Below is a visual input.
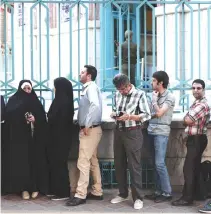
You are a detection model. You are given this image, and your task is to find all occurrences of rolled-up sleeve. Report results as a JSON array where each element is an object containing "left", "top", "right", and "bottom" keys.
[
  {"left": 188, "top": 103, "right": 207, "bottom": 121},
  {"left": 139, "top": 92, "right": 151, "bottom": 123}
]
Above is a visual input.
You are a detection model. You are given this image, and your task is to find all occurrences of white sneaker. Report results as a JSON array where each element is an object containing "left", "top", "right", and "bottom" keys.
[
  {"left": 110, "top": 195, "right": 129, "bottom": 204},
  {"left": 134, "top": 199, "right": 143, "bottom": 210}
]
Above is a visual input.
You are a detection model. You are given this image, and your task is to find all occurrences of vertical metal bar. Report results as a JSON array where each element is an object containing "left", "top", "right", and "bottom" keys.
[
  {"left": 175, "top": 8, "right": 178, "bottom": 80},
  {"left": 69, "top": 6, "right": 72, "bottom": 79},
  {"left": 127, "top": 4, "right": 130, "bottom": 82},
  {"left": 181, "top": 3, "right": 185, "bottom": 112},
  {"left": 152, "top": 6, "right": 155, "bottom": 75},
  {"left": 94, "top": 3, "right": 96, "bottom": 67},
  {"left": 4, "top": 5, "right": 7, "bottom": 89},
  {"left": 119, "top": 5, "right": 122, "bottom": 73},
  {"left": 163, "top": 4, "right": 166, "bottom": 71},
  {"left": 39, "top": 3, "right": 42, "bottom": 85},
  {"left": 181, "top": 3, "right": 185, "bottom": 81},
  {"left": 58, "top": 3, "right": 61, "bottom": 77},
  {"left": 46, "top": 5, "right": 50, "bottom": 82},
  {"left": 190, "top": 7, "right": 193, "bottom": 80},
  {"left": 30, "top": 6, "right": 34, "bottom": 82},
  {"left": 198, "top": 4, "right": 201, "bottom": 78},
  {"left": 144, "top": 4, "right": 147, "bottom": 83},
  {"left": 77, "top": 3, "right": 80, "bottom": 80},
  {"left": 85, "top": 5, "right": 88, "bottom": 65},
  {"left": 22, "top": 3, "right": 25, "bottom": 79},
  {"left": 136, "top": 5, "right": 140, "bottom": 86},
  {"left": 11, "top": 5, "right": 14, "bottom": 82},
  {"left": 208, "top": 7, "right": 211, "bottom": 80}
]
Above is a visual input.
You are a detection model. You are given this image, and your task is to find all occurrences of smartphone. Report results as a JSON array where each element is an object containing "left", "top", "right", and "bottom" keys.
[{"left": 113, "top": 111, "right": 124, "bottom": 119}]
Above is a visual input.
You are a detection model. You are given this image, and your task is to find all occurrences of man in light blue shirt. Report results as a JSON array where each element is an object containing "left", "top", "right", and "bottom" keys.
[{"left": 66, "top": 65, "right": 103, "bottom": 206}]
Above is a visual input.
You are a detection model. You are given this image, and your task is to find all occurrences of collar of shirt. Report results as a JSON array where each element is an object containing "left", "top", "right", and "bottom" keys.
[
  {"left": 127, "top": 84, "right": 136, "bottom": 95},
  {"left": 159, "top": 89, "right": 168, "bottom": 97},
  {"left": 81, "top": 81, "right": 94, "bottom": 95},
  {"left": 193, "top": 96, "right": 206, "bottom": 104}
]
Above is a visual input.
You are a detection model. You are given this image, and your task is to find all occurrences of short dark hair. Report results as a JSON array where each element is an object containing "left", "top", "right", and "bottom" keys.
[
  {"left": 152, "top": 71, "right": 169, "bottom": 89},
  {"left": 84, "top": 65, "right": 97, "bottom": 81},
  {"left": 192, "top": 79, "right": 205, "bottom": 89},
  {"left": 113, "top": 74, "right": 130, "bottom": 88}
]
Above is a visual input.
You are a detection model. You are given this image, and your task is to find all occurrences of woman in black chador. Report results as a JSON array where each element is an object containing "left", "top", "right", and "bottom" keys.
[
  {"left": 3, "top": 80, "right": 49, "bottom": 199},
  {"left": 47, "top": 77, "right": 74, "bottom": 201}
]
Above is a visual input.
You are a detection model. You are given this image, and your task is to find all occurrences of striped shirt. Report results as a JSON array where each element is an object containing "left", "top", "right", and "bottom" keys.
[
  {"left": 185, "top": 97, "right": 210, "bottom": 135},
  {"left": 113, "top": 85, "right": 151, "bottom": 128}
]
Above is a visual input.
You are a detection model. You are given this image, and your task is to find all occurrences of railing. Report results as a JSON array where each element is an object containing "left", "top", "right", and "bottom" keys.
[{"left": 1, "top": 0, "right": 211, "bottom": 112}]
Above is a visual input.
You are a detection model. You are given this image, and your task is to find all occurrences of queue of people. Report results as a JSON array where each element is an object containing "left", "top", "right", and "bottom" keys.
[{"left": 1, "top": 66, "right": 210, "bottom": 212}]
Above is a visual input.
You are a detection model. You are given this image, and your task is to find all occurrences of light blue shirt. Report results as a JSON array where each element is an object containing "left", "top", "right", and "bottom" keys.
[{"left": 77, "top": 81, "right": 102, "bottom": 127}]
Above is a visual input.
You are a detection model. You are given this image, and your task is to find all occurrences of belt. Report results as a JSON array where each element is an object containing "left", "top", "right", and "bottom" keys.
[
  {"left": 80, "top": 124, "right": 100, "bottom": 129},
  {"left": 117, "top": 126, "right": 141, "bottom": 132}
]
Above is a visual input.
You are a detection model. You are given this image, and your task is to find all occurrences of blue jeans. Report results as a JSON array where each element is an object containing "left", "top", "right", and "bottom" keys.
[{"left": 148, "top": 134, "right": 172, "bottom": 195}]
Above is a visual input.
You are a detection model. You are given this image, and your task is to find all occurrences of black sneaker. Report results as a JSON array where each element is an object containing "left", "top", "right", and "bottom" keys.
[
  {"left": 154, "top": 195, "right": 172, "bottom": 203},
  {"left": 86, "top": 192, "right": 103, "bottom": 200},
  {"left": 145, "top": 193, "right": 160, "bottom": 200}
]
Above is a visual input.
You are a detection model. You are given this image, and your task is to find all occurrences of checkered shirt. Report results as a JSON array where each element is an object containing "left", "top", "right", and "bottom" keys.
[
  {"left": 113, "top": 85, "right": 151, "bottom": 129},
  {"left": 185, "top": 97, "right": 210, "bottom": 135}
]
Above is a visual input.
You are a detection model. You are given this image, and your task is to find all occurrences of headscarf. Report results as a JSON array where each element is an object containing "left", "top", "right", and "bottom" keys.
[
  {"left": 5, "top": 80, "right": 46, "bottom": 123},
  {"left": 47, "top": 77, "right": 74, "bottom": 120}
]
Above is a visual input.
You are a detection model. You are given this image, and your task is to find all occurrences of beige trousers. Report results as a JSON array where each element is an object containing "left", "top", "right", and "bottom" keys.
[{"left": 75, "top": 126, "right": 103, "bottom": 199}]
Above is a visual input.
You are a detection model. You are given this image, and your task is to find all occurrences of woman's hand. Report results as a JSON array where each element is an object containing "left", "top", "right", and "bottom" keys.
[{"left": 27, "top": 115, "right": 35, "bottom": 123}]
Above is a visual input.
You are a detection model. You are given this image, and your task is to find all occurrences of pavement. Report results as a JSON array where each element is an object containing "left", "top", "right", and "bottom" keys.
[{"left": 1, "top": 189, "right": 208, "bottom": 214}]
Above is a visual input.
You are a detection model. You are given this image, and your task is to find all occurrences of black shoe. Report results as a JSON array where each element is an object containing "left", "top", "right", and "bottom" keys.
[
  {"left": 144, "top": 193, "right": 160, "bottom": 200},
  {"left": 65, "top": 197, "right": 86, "bottom": 206},
  {"left": 86, "top": 192, "right": 103, "bottom": 200},
  {"left": 172, "top": 198, "right": 193, "bottom": 206},
  {"left": 154, "top": 195, "right": 172, "bottom": 203}
]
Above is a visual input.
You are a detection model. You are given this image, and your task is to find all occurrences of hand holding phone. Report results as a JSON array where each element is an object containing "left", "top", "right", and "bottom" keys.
[{"left": 113, "top": 112, "right": 124, "bottom": 119}]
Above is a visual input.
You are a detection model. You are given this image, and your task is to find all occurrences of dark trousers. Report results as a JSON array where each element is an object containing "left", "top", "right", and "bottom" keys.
[
  {"left": 114, "top": 128, "right": 143, "bottom": 201},
  {"left": 122, "top": 64, "right": 136, "bottom": 86},
  {"left": 182, "top": 135, "right": 207, "bottom": 201}
]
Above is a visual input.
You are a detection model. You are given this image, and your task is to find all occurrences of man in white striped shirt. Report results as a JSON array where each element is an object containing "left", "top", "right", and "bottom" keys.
[{"left": 110, "top": 74, "right": 151, "bottom": 210}]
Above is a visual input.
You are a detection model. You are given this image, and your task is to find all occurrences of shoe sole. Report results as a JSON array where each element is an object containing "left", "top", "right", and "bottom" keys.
[
  {"left": 111, "top": 198, "right": 129, "bottom": 204},
  {"left": 51, "top": 197, "right": 69, "bottom": 201},
  {"left": 155, "top": 198, "right": 172, "bottom": 203},
  {"left": 134, "top": 206, "right": 143, "bottom": 210},
  {"left": 199, "top": 210, "right": 211, "bottom": 213}
]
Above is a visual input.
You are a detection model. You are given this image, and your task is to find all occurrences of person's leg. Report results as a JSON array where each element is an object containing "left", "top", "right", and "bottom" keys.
[
  {"left": 90, "top": 146, "right": 103, "bottom": 196},
  {"left": 75, "top": 127, "right": 102, "bottom": 199},
  {"left": 113, "top": 130, "right": 128, "bottom": 198},
  {"left": 148, "top": 134, "right": 162, "bottom": 194},
  {"left": 154, "top": 135, "right": 171, "bottom": 195},
  {"left": 172, "top": 135, "right": 207, "bottom": 206},
  {"left": 183, "top": 136, "right": 207, "bottom": 201},
  {"left": 124, "top": 129, "right": 143, "bottom": 202}
]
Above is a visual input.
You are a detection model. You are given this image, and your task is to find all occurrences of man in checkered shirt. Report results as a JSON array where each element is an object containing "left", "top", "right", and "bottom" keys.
[
  {"left": 109, "top": 74, "right": 151, "bottom": 210},
  {"left": 172, "top": 79, "right": 210, "bottom": 206}
]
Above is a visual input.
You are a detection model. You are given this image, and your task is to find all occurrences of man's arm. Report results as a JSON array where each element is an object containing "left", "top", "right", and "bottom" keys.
[
  {"left": 183, "top": 103, "right": 208, "bottom": 126},
  {"left": 183, "top": 114, "right": 195, "bottom": 126},
  {"left": 152, "top": 91, "right": 175, "bottom": 118},
  {"left": 85, "top": 85, "right": 101, "bottom": 128}
]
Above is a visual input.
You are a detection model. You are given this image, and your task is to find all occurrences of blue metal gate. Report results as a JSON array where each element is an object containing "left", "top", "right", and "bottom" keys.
[{"left": 1, "top": 0, "right": 211, "bottom": 112}]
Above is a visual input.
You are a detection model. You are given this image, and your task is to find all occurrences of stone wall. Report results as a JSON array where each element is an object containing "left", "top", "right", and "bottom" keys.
[{"left": 68, "top": 121, "right": 211, "bottom": 189}]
